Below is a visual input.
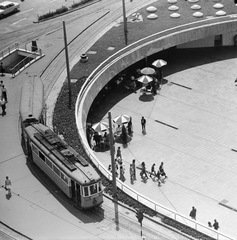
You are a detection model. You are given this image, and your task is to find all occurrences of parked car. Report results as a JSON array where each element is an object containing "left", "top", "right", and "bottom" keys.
[{"left": 0, "top": 1, "right": 20, "bottom": 18}]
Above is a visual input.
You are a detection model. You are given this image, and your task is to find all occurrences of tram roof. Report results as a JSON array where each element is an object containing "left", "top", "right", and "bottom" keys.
[
  {"left": 20, "top": 77, "right": 44, "bottom": 123},
  {"left": 25, "top": 123, "right": 100, "bottom": 184}
]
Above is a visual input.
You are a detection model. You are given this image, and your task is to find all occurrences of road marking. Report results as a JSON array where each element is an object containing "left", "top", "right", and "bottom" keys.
[
  {"left": 16, "top": 8, "right": 34, "bottom": 16},
  {"left": 12, "top": 18, "right": 27, "bottom": 25},
  {"left": 50, "top": 0, "right": 58, "bottom": 2}
]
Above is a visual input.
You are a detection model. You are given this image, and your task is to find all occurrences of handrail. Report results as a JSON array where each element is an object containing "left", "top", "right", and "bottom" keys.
[
  {"left": 11, "top": 49, "right": 42, "bottom": 77},
  {"left": 0, "top": 43, "right": 19, "bottom": 60},
  {"left": 75, "top": 17, "right": 237, "bottom": 240}
]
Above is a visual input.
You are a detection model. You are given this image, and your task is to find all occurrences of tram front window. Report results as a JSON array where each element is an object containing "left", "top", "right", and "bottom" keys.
[
  {"left": 84, "top": 186, "right": 89, "bottom": 196},
  {"left": 90, "top": 184, "right": 97, "bottom": 195},
  {"left": 99, "top": 181, "right": 102, "bottom": 192}
]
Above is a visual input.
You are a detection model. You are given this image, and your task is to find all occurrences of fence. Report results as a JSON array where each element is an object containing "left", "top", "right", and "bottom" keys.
[
  {"left": 0, "top": 43, "right": 20, "bottom": 60},
  {"left": 11, "top": 49, "right": 42, "bottom": 78}
]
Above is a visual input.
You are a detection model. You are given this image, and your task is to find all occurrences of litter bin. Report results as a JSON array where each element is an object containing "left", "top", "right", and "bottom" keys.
[{"left": 31, "top": 40, "right": 38, "bottom": 52}]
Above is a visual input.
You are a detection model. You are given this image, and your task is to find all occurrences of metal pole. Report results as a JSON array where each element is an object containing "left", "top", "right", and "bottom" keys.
[
  {"left": 140, "top": 222, "right": 142, "bottom": 236},
  {"left": 108, "top": 112, "right": 117, "bottom": 200},
  {"left": 63, "top": 21, "right": 72, "bottom": 110},
  {"left": 122, "top": 0, "right": 128, "bottom": 45}
]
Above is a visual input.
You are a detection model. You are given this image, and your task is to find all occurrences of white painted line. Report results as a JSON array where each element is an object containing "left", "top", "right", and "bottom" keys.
[
  {"left": 12, "top": 18, "right": 27, "bottom": 25},
  {"left": 50, "top": 0, "right": 58, "bottom": 3},
  {"left": 16, "top": 8, "right": 34, "bottom": 16}
]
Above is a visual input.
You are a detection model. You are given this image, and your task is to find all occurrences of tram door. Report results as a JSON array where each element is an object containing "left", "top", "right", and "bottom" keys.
[
  {"left": 76, "top": 183, "right": 81, "bottom": 206},
  {"left": 71, "top": 180, "right": 76, "bottom": 199},
  {"left": 71, "top": 180, "right": 81, "bottom": 206}
]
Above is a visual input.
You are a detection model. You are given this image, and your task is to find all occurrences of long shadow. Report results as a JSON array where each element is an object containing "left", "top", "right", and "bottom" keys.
[
  {"left": 161, "top": 47, "right": 237, "bottom": 78},
  {"left": 87, "top": 89, "right": 134, "bottom": 123},
  {"left": 139, "top": 94, "right": 154, "bottom": 102},
  {"left": 88, "top": 47, "right": 237, "bottom": 123},
  {"left": 26, "top": 158, "right": 104, "bottom": 224}
]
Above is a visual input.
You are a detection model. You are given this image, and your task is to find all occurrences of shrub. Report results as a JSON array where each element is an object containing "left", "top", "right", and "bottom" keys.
[{"left": 38, "top": 6, "right": 68, "bottom": 21}]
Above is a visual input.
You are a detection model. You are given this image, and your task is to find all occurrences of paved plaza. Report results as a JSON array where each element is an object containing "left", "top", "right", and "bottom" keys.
[{"left": 93, "top": 47, "right": 237, "bottom": 239}]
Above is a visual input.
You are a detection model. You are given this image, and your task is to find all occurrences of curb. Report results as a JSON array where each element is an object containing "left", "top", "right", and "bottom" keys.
[{"left": 33, "top": 0, "right": 102, "bottom": 23}]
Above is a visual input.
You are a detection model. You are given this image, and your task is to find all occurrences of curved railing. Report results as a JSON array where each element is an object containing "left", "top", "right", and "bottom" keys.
[{"left": 75, "top": 17, "right": 237, "bottom": 240}]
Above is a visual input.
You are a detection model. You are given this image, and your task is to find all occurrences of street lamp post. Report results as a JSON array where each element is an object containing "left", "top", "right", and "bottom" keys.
[
  {"left": 108, "top": 112, "right": 117, "bottom": 200},
  {"left": 63, "top": 21, "right": 72, "bottom": 110},
  {"left": 122, "top": 0, "right": 128, "bottom": 45}
]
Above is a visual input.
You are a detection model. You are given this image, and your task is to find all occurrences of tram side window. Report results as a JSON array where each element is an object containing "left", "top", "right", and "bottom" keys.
[
  {"left": 32, "top": 144, "right": 39, "bottom": 155},
  {"left": 90, "top": 184, "right": 98, "bottom": 195},
  {"left": 84, "top": 186, "right": 89, "bottom": 196},
  {"left": 46, "top": 158, "right": 52, "bottom": 169},
  {"left": 53, "top": 165, "right": 60, "bottom": 176},
  {"left": 61, "top": 172, "right": 68, "bottom": 184},
  {"left": 39, "top": 151, "right": 45, "bottom": 162}
]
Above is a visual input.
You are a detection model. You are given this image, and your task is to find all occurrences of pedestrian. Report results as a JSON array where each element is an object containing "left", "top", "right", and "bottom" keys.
[
  {"left": 140, "top": 162, "right": 149, "bottom": 180},
  {"left": 1, "top": 85, "right": 7, "bottom": 100},
  {"left": 189, "top": 206, "right": 197, "bottom": 220},
  {"left": 5, "top": 176, "right": 12, "bottom": 195},
  {"left": 119, "top": 165, "right": 125, "bottom": 182},
  {"left": 141, "top": 116, "right": 146, "bottom": 133},
  {"left": 116, "top": 146, "right": 122, "bottom": 160},
  {"left": 129, "top": 164, "right": 134, "bottom": 183},
  {"left": 213, "top": 219, "right": 219, "bottom": 230},
  {"left": 156, "top": 170, "right": 161, "bottom": 186},
  {"left": 108, "top": 164, "right": 112, "bottom": 172},
  {"left": 2, "top": 85, "right": 7, "bottom": 102},
  {"left": 115, "top": 159, "right": 118, "bottom": 177},
  {"left": 127, "top": 117, "right": 133, "bottom": 135},
  {"left": 150, "top": 163, "right": 156, "bottom": 177},
  {"left": 0, "top": 81, "right": 3, "bottom": 98},
  {"left": 0, "top": 63, "right": 4, "bottom": 76},
  {"left": 159, "top": 162, "right": 167, "bottom": 178},
  {"left": 132, "top": 159, "right": 136, "bottom": 180},
  {"left": 0, "top": 97, "right": 6, "bottom": 116}
]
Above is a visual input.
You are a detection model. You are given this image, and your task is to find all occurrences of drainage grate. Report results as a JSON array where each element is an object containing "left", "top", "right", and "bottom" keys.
[
  {"left": 155, "top": 120, "right": 178, "bottom": 130},
  {"left": 170, "top": 82, "right": 192, "bottom": 90}
]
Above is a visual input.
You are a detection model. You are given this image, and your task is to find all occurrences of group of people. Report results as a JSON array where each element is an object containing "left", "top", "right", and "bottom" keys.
[
  {"left": 189, "top": 206, "right": 220, "bottom": 231},
  {"left": 140, "top": 161, "right": 167, "bottom": 186},
  {"left": 115, "top": 67, "right": 162, "bottom": 95},
  {"left": 0, "top": 81, "right": 7, "bottom": 116}
]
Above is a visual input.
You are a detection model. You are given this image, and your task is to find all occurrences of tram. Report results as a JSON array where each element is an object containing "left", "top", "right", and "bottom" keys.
[
  {"left": 24, "top": 123, "right": 103, "bottom": 208},
  {"left": 19, "top": 77, "right": 103, "bottom": 209}
]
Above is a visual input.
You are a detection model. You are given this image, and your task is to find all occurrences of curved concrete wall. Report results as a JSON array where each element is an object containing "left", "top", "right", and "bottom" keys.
[{"left": 76, "top": 18, "right": 237, "bottom": 137}]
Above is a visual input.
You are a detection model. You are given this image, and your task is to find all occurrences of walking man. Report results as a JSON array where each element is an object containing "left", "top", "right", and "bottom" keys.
[
  {"left": 132, "top": 159, "right": 136, "bottom": 180},
  {"left": 189, "top": 206, "right": 197, "bottom": 220},
  {"left": 140, "top": 162, "right": 149, "bottom": 180},
  {"left": 0, "top": 63, "right": 4, "bottom": 76},
  {"left": 1, "top": 85, "right": 7, "bottom": 102},
  {"left": 119, "top": 165, "right": 125, "bottom": 182},
  {"left": 5, "top": 176, "right": 12, "bottom": 195},
  {"left": 116, "top": 146, "right": 122, "bottom": 161},
  {"left": 0, "top": 97, "right": 6, "bottom": 116},
  {"left": 141, "top": 116, "right": 146, "bottom": 133},
  {"left": 213, "top": 219, "right": 219, "bottom": 230},
  {"left": 159, "top": 162, "right": 167, "bottom": 178},
  {"left": 129, "top": 164, "right": 134, "bottom": 184},
  {"left": 150, "top": 163, "right": 156, "bottom": 177}
]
